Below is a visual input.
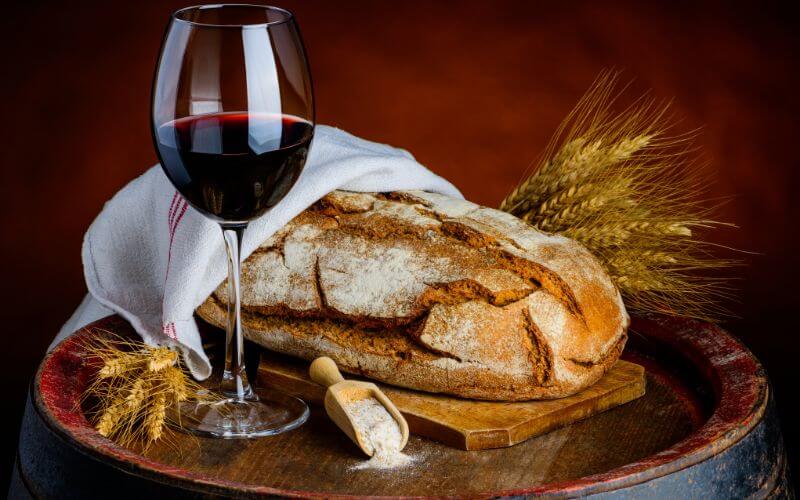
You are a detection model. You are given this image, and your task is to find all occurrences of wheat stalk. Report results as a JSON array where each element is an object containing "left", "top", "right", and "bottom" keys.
[
  {"left": 96, "top": 396, "right": 126, "bottom": 437},
  {"left": 82, "top": 330, "right": 218, "bottom": 449},
  {"left": 124, "top": 378, "right": 148, "bottom": 411},
  {"left": 145, "top": 393, "right": 167, "bottom": 442},
  {"left": 97, "top": 354, "right": 140, "bottom": 379},
  {"left": 501, "top": 71, "right": 738, "bottom": 322},
  {"left": 148, "top": 348, "right": 178, "bottom": 372},
  {"left": 164, "top": 366, "right": 190, "bottom": 403}
]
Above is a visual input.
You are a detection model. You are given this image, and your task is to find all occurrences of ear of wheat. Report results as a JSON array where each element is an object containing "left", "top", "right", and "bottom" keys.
[
  {"left": 501, "top": 71, "right": 738, "bottom": 322},
  {"left": 81, "top": 330, "right": 217, "bottom": 450}
]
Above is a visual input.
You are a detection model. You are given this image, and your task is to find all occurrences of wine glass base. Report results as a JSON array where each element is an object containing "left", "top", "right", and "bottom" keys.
[{"left": 170, "top": 388, "right": 309, "bottom": 439}]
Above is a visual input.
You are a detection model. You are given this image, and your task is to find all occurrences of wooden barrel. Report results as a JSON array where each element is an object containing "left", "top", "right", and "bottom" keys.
[{"left": 11, "top": 315, "right": 793, "bottom": 498}]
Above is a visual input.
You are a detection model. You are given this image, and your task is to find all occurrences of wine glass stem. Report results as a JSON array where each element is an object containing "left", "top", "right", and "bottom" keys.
[{"left": 220, "top": 224, "right": 255, "bottom": 402}]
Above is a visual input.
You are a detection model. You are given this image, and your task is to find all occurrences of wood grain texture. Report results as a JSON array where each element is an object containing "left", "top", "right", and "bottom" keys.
[
  {"left": 16, "top": 314, "right": 789, "bottom": 498},
  {"left": 258, "top": 352, "right": 645, "bottom": 450}
]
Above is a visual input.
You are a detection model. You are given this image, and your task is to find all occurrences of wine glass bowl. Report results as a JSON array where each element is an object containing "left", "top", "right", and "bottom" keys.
[
  {"left": 154, "top": 112, "right": 313, "bottom": 222},
  {"left": 152, "top": 4, "right": 313, "bottom": 438},
  {"left": 153, "top": 4, "right": 314, "bottom": 224}
]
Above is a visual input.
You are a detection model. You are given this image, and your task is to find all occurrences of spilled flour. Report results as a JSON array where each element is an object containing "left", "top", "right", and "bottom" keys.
[{"left": 344, "top": 398, "right": 414, "bottom": 470}]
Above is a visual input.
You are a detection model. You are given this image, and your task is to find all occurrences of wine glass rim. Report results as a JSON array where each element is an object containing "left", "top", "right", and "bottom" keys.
[{"left": 172, "top": 4, "right": 294, "bottom": 29}]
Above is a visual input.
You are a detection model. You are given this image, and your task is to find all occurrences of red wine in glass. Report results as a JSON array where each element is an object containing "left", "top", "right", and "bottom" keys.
[
  {"left": 156, "top": 112, "right": 314, "bottom": 222},
  {"left": 151, "top": 5, "right": 314, "bottom": 438}
]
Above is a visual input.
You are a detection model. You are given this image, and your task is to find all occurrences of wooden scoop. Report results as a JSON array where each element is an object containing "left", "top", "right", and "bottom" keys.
[{"left": 309, "top": 357, "right": 409, "bottom": 456}]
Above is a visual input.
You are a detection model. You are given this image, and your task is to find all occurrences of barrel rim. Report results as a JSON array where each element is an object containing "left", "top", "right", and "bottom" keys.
[
  {"left": 498, "top": 314, "right": 769, "bottom": 497},
  {"left": 34, "top": 314, "right": 768, "bottom": 498}
]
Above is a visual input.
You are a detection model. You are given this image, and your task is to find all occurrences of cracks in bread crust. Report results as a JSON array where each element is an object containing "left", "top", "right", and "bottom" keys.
[
  {"left": 200, "top": 190, "right": 628, "bottom": 400},
  {"left": 522, "top": 308, "right": 553, "bottom": 386},
  {"left": 313, "top": 198, "right": 582, "bottom": 320},
  {"left": 312, "top": 257, "right": 328, "bottom": 310},
  {"left": 566, "top": 332, "right": 627, "bottom": 369},
  {"left": 205, "top": 293, "right": 452, "bottom": 367},
  {"left": 418, "top": 279, "right": 534, "bottom": 309},
  {"left": 304, "top": 196, "right": 585, "bottom": 337},
  {"left": 251, "top": 230, "right": 289, "bottom": 266}
]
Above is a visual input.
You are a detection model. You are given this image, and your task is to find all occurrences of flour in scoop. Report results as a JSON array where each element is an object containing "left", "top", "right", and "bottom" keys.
[{"left": 345, "top": 398, "right": 414, "bottom": 470}]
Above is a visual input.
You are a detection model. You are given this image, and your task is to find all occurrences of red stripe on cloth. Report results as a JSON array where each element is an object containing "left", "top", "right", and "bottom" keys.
[
  {"left": 163, "top": 198, "right": 189, "bottom": 324},
  {"left": 167, "top": 191, "right": 179, "bottom": 230},
  {"left": 172, "top": 199, "right": 189, "bottom": 235},
  {"left": 164, "top": 198, "right": 189, "bottom": 283},
  {"left": 162, "top": 322, "right": 177, "bottom": 340}
]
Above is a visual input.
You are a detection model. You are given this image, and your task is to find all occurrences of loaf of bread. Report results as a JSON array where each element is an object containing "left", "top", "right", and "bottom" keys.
[{"left": 197, "top": 190, "right": 629, "bottom": 400}]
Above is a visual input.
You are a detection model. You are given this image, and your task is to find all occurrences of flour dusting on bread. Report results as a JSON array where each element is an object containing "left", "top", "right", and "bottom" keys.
[{"left": 197, "top": 190, "right": 629, "bottom": 400}]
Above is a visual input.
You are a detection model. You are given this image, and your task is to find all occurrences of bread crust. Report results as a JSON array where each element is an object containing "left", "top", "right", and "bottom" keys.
[{"left": 196, "top": 190, "right": 629, "bottom": 400}]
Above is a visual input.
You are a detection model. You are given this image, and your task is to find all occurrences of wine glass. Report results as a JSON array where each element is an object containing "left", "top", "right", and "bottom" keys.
[{"left": 151, "top": 4, "right": 313, "bottom": 438}]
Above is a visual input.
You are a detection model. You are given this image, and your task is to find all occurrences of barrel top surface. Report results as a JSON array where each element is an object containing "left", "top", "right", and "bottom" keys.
[{"left": 34, "top": 314, "right": 768, "bottom": 498}]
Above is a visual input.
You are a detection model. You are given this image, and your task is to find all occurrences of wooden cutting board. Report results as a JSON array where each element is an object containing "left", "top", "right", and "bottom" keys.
[{"left": 258, "top": 352, "right": 645, "bottom": 450}]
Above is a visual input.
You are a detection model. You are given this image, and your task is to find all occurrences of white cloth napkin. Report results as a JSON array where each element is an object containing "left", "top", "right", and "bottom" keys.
[{"left": 54, "top": 125, "right": 462, "bottom": 379}]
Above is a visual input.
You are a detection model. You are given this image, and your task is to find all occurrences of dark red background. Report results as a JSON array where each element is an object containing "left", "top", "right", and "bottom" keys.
[{"left": 2, "top": 0, "right": 798, "bottom": 486}]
